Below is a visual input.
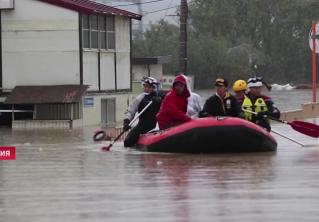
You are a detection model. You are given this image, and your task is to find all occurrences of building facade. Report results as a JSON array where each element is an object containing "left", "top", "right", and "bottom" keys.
[
  {"left": 0, "top": 0, "right": 141, "bottom": 128},
  {"left": 131, "top": 56, "right": 171, "bottom": 93}
]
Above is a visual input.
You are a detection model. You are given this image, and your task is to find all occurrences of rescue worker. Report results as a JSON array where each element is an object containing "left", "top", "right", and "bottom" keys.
[
  {"left": 199, "top": 77, "right": 242, "bottom": 117},
  {"left": 242, "top": 77, "right": 280, "bottom": 131},
  {"left": 156, "top": 74, "right": 191, "bottom": 130},
  {"left": 232, "top": 79, "right": 247, "bottom": 104},
  {"left": 123, "top": 77, "right": 163, "bottom": 147}
]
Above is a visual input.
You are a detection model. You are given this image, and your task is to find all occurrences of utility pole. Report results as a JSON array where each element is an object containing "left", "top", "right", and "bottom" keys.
[{"left": 180, "top": 0, "right": 188, "bottom": 75}]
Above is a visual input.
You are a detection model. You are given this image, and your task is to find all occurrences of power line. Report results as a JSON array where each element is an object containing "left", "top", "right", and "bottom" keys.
[
  {"left": 142, "top": 0, "right": 194, "bottom": 17},
  {"left": 162, "top": 0, "right": 175, "bottom": 20},
  {"left": 143, "top": 5, "right": 179, "bottom": 15},
  {"left": 113, "top": 0, "right": 166, "bottom": 7}
]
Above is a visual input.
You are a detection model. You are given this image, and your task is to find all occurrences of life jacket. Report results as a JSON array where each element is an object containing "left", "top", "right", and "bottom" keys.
[{"left": 242, "top": 96, "right": 269, "bottom": 121}]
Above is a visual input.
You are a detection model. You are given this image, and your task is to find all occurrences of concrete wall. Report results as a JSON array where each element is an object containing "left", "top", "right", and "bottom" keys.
[
  {"left": 100, "top": 52, "right": 116, "bottom": 90},
  {"left": 281, "top": 103, "right": 319, "bottom": 121},
  {"left": 12, "top": 119, "right": 82, "bottom": 129},
  {"left": 82, "top": 92, "right": 134, "bottom": 126},
  {"left": 2, "top": 1, "right": 132, "bottom": 92},
  {"left": 2, "top": 0, "right": 80, "bottom": 89},
  {"left": 115, "top": 16, "right": 130, "bottom": 90},
  {"left": 83, "top": 51, "right": 99, "bottom": 91}
]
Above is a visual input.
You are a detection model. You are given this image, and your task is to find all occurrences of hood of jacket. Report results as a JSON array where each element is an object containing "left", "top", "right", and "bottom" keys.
[{"left": 172, "top": 74, "right": 190, "bottom": 98}]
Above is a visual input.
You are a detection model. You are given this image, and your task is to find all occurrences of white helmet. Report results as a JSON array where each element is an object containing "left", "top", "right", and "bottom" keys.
[
  {"left": 247, "top": 76, "right": 263, "bottom": 88},
  {"left": 141, "top": 77, "right": 159, "bottom": 87}
]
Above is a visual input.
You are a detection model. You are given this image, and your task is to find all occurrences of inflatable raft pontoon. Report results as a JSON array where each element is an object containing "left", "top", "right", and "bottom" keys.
[{"left": 136, "top": 117, "right": 277, "bottom": 153}]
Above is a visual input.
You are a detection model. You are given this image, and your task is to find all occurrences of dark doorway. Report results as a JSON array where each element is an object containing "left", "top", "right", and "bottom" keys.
[{"left": 0, "top": 103, "right": 34, "bottom": 127}]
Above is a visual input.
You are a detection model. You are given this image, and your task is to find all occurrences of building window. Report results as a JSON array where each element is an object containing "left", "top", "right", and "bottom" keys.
[
  {"left": 90, "top": 15, "right": 99, "bottom": 49},
  {"left": 82, "top": 14, "right": 115, "bottom": 50},
  {"left": 82, "top": 14, "right": 90, "bottom": 48},
  {"left": 106, "top": 16, "right": 115, "bottom": 50},
  {"left": 99, "top": 15, "right": 107, "bottom": 49}
]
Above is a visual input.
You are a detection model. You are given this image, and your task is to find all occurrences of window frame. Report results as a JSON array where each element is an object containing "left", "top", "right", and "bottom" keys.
[{"left": 82, "top": 14, "right": 116, "bottom": 51}]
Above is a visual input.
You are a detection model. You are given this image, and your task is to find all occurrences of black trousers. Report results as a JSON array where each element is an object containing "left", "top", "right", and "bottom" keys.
[
  {"left": 124, "top": 123, "right": 155, "bottom": 147},
  {"left": 256, "top": 119, "right": 271, "bottom": 132}
]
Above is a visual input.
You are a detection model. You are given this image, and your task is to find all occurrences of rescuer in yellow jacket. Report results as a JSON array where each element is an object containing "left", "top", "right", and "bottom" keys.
[{"left": 242, "top": 77, "right": 280, "bottom": 131}]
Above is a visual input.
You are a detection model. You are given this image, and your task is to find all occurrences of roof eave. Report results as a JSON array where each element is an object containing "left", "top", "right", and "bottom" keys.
[{"left": 39, "top": 0, "right": 142, "bottom": 20}]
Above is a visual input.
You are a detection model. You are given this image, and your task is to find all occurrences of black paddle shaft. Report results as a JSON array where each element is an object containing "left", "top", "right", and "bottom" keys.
[{"left": 105, "top": 129, "right": 128, "bottom": 150}]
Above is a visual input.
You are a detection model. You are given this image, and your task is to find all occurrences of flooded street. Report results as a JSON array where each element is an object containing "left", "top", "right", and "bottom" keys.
[{"left": 1, "top": 90, "right": 319, "bottom": 222}]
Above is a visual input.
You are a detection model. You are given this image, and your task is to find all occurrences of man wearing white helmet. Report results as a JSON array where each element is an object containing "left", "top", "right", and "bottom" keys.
[
  {"left": 242, "top": 77, "right": 280, "bottom": 131},
  {"left": 123, "top": 77, "right": 163, "bottom": 147}
]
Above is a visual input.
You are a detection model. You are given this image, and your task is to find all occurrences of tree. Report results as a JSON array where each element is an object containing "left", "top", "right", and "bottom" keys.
[{"left": 133, "top": 0, "right": 319, "bottom": 88}]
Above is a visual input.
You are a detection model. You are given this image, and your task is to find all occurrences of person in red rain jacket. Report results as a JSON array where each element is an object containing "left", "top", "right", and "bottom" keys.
[{"left": 156, "top": 74, "right": 191, "bottom": 130}]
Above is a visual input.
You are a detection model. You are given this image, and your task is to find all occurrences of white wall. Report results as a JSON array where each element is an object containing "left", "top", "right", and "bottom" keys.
[
  {"left": 116, "top": 53, "right": 130, "bottom": 89},
  {"left": 83, "top": 93, "right": 132, "bottom": 126},
  {"left": 150, "top": 64, "right": 163, "bottom": 80},
  {"left": 132, "top": 65, "right": 147, "bottom": 81},
  {"left": 1, "top": 0, "right": 80, "bottom": 89},
  {"left": 115, "top": 16, "right": 131, "bottom": 90},
  {"left": 83, "top": 52, "right": 99, "bottom": 91},
  {"left": 100, "top": 52, "right": 116, "bottom": 90},
  {"left": 132, "top": 64, "right": 163, "bottom": 82}
]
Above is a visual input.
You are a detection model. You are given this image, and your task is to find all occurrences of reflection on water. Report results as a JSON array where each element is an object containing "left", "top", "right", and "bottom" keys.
[
  {"left": 140, "top": 153, "right": 277, "bottom": 221},
  {"left": 0, "top": 90, "right": 319, "bottom": 221}
]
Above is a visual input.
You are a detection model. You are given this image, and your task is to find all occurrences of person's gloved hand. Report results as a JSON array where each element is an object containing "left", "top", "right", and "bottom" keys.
[
  {"left": 123, "top": 118, "right": 131, "bottom": 131},
  {"left": 257, "top": 111, "right": 269, "bottom": 119}
]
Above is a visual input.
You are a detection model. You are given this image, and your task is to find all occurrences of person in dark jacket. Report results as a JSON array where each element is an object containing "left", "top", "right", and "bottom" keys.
[
  {"left": 199, "top": 77, "right": 242, "bottom": 118},
  {"left": 242, "top": 77, "right": 280, "bottom": 131},
  {"left": 123, "top": 77, "right": 163, "bottom": 147},
  {"left": 156, "top": 74, "right": 191, "bottom": 130}
]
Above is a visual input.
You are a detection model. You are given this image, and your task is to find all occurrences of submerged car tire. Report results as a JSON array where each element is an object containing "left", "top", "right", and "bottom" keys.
[{"left": 93, "top": 130, "right": 106, "bottom": 142}]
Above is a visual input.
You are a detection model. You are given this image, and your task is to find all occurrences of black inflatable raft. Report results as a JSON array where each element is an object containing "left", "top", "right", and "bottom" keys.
[{"left": 135, "top": 117, "right": 277, "bottom": 153}]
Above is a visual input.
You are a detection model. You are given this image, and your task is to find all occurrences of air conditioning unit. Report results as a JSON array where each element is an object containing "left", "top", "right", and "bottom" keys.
[{"left": 0, "top": 0, "right": 14, "bottom": 9}]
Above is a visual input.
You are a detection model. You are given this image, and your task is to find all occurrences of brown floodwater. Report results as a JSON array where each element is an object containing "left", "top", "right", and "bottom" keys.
[{"left": 0, "top": 90, "right": 319, "bottom": 222}]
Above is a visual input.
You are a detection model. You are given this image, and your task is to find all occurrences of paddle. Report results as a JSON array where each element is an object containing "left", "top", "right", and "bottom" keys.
[
  {"left": 242, "top": 109, "right": 319, "bottom": 138},
  {"left": 101, "top": 100, "right": 153, "bottom": 151},
  {"left": 271, "top": 129, "right": 306, "bottom": 147}
]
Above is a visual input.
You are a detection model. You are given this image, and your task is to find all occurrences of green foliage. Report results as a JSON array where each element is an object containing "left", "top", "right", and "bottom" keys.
[{"left": 133, "top": 0, "right": 319, "bottom": 88}]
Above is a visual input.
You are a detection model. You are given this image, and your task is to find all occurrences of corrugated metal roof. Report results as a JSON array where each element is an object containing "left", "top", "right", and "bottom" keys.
[
  {"left": 39, "top": 0, "right": 142, "bottom": 20},
  {"left": 5, "top": 85, "right": 89, "bottom": 104}
]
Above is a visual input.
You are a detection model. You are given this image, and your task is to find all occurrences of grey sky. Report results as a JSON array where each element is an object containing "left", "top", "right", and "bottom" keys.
[{"left": 95, "top": 0, "right": 182, "bottom": 29}]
